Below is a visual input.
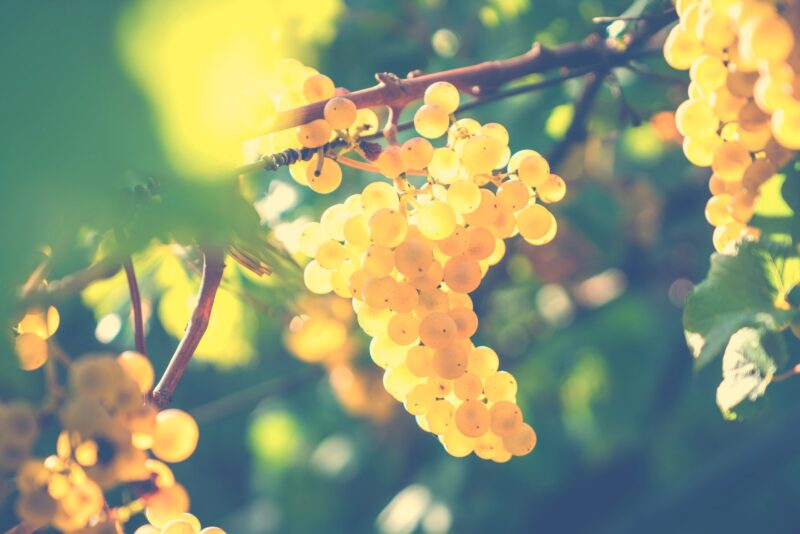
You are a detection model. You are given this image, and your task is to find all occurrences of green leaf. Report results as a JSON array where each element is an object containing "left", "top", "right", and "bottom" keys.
[
  {"left": 716, "top": 327, "right": 781, "bottom": 417},
  {"left": 683, "top": 242, "right": 799, "bottom": 368}
]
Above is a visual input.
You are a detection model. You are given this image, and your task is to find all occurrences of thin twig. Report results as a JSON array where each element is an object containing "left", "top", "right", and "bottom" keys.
[
  {"left": 19, "top": 256, "right": 121, "bottom": 310},
  {"left": 123, "top": 258, "right": 147, "bottom": 356},
  {"left": 3, "top": 525, "right": 34, "bottom": 534},
  {"left": 18, "top": 255, "right": 52, "bottom": 303},
  {"left": 191, "top": 368, "right": 323, "bottom": 424},
  {"left": 151, "top": 248, "right": 226, "bottom": 409},
  {"left": 772, "top": 364, "right": 800, "bottom": 383}
]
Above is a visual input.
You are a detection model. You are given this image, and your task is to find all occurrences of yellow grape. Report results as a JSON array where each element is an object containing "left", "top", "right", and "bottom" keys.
[
  {"left": 383, "top": 364, "right": 419, "bottom": 400},
  {"left": 323, "top": 97, "right": 357, "bottom": 129},
  {"left": 474, "top": 431, "right": 505, "bottom": 460},
  {"left": 404, "top": 383, "right": 437, "bottom": 415},
  {"left": 497, "top": 179, "right": 530, "bottom": 211},
  {"left": 466, "top": 227, "right": 495, "bottom": 260},
  {"left": 454, "top": 399, "right": 490, "bottom": 438},
  {"left": 663, "top": 25, "right": 702, "bottom": 70},
  {"left": 395, "top": 239, "right": 434, "bottom": 278},
  {"left": 704, "top": 194, "right": 734, "bottom": 226},
  {"left": 370, "top": 335, "right": 409, "bottom": 368},
  {"left": 17, "top": 306, "right": 60, "bottom": 339},
  {"left": 409, "top": 260, "right": 444, "bottom": 291},
  {"left": 437, "top": 225, "right": 469, "bottom": 256},
  {"left": 468, "top": 346, "right": 499, "bottom": 379},
  {"left": 298, "top": 222, "right": 327, "bottom": 257},
  {"left": 675, "top": 99, "right": 719, "bottom": 139},
  {"left": 388, "top": 281, "right": 420, "bottom": 313},
  {"left": 145, "top": 483, "right": 190, "bottom": 528},
  {"left": 401, "top": 137, "right": 434, "bottom": 168},
  {"left": 296, "top": 119, "right": 332, "bottom": 148},
  {"left": 151, "top": 410, "right": 199, "bottom": 463},
  {"left": 417, "top": 201, "right": 457, "bottom": 240},
  {"left": 363, "top": 276, "right": 397, "bottom": 309},
  {"left": 414, "top": 104, "right": 450, "bottom": 138},
  {"left": 362, "top": 245, "right": 395, "bottom": 278},
  {"left": 418, "top": 312, "right": 459, "bottom": 349},
  {"left": 387, "top": 313, "right": 420, "bottom": 345},
  {"left": 742, "top": 159, "right": 776, "bottom": 192},
  {"left": 481, "top": 122, "right": 510, "bottom": 145},
  {"left": 200, "top": 529, "right": 227, "bottom": 534},
  {"left": 357, "top": 304, "right": 392, "bottom": 338},
  {"left": 415, "top": 288, "right": 449, "bottom": 317},
  {"left": 306, "top": 155, "right": 342, "bottom": 194},
  {"left": 503, "top": 423, "right": 537, "bottom": 456},
  {"left": 516, "top": 152, "right": 550, "bottom": 187},
  {"left": 161, "top": 519, "right": 198, "bottom": 534},
  {"left": 449, "top": 307, "right": 478, "bottom": 338},
  {"left": 303, "top": 73, "right": 335, "bottom": 102},
  {"left": 361, "top": 182, "right": 400, "bottom": 214},
  {"left": 432, "top": 340, "right": 470, "bottom": 379},
  {"left": 304, "top": 260, "right": 333, "bottom": 295},
  {"left": 343, "top": 215, "right": 371, "bottom": 248},
  {"left": 537, "top": 174, "right": 567, "bottom": 203},
  {"left": 517, "top": 204, "right": 556, "bottom": 243},
  {"left": 683, "top": 134, "right": 722, "bottom": 167},
  {"left": 14, "top": 332, "right": 48, "bottom": 371},
  {"left": 490, "top": 401, "right": 523, "bottom": 437},
  {"left": 315, "top": 240, "right": 346, "bottom": 270},
  {"left": 443, "top": 255, "right": 481, "bottom": 293},
  {"left": 406, "top": 346, "right": 435, "bottom": 377},
  {"left": 117, "top": 351, "right": 154, "bottom": 394},
  {"left": 447, "top": 180, "right": 482, "bottom": 214},
  {"left": 369, "top": 209, "right": 408, "bottom": 248},
  {"left": 453, "top": 372, "right": 483, "bottom": 400},
  {"left": 425, "top": 400, "right": 455, "bottom": 435},
  {"left": 461, "top": 135, "right": 503, "bottom": 174},
  {"left": 441, "top": 429, "right": 475, "bottom": 457},
  {"left": 376, "top": 145, "right": 407, "bottom": 178},
  {"left": 772, "top": 104, "right": 800, "bottom": 150},
  {"left": 428, "top": 147, "right": 460, "bottom": 183},
  {"left": 423, "top": 81, "right": 460, "bottom": 114},
  {"left": 712, "top": 141, "right": 751, "bottom": 182},
  {"left": 484, "top": 371, "right": 518, "bottom": 403},
  {"left": 690, "top": 54, "right": 727, "bottom": 93}
]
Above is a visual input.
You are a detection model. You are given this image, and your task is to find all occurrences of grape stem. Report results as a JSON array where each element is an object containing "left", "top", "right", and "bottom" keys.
[
  {"left": 772, "top": 363, "right": 800, "bottom": 383},
  {"left": 253, "top": 9, "right": 676, "bottom": 137},
  {"left": 123, "top": 258, "right": 147, "bottom": 356},
  {"left": 151, "top": 248, "right": 226, "bottom": 409},
  {"left": 18, "top": 255, "right": 122, "bottom": 310}
]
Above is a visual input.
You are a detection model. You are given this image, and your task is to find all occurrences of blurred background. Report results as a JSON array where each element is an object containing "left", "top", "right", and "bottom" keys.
[{"left": 3, "top": 0, "right": 800, "bottom": 532}]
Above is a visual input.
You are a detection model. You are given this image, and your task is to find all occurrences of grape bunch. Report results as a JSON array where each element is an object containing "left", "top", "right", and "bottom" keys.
[
  {"left": 276, "top": 75, "right": 567, "bottom": 460},
  {"left": 6, "top": 347, "right": 225, "bottom": 533},
  {"left": 663, "top": 0, "right": 800, "bottom": 253}
]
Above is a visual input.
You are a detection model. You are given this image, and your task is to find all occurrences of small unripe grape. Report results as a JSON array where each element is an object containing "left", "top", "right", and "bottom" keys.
[
  {"left": 490, "top": 401, "right": 523, "bottom": 437},
  {"left": 303, "top": 73, "right": 335, "bottom": 102},
  {"left": 419, "top": 312, "right": 458, "bottom": 349},
  {"left": 369, "top": 209, "right": 408, "bottom": 248},
  {"left": 151, "top": 410, "right": 199, "bottom": 463},
  {"left": 323, "top": 97, "right": 357, "bottom": 129},
  {"left": 417, "top": 201, "right": 456, "bottom": 240},
  {"left": 376, "top": 146, "right": 407, "bottom": 178},
  {"left": 296, "top": 119, "right": 332, "bottom": 148},
  {"left": 306, "top": 155, "right": 342, "bottom": 194},
  {"left": 503, "top": 422, "right": 537, "bottom": 456},
  {"left": 414, "top": 104, "right": 450, "bottom": 138},
  {"left": 424, "top": 81, "right": 460, "bottom": 113},
  {"left": 516, "top": 152, "right": 550, "bottom": 187},
  {"left": 484, "top": 371, "right": 517, "bottom": 403},
  {"left": 454, "top": 399, "right": 490, "bottom": 438},
  {"left": 117, "top": 351, "right": 154, "bottom": 394},
  {"left": 361, "top": 182, "right": 400, "bottom": 214},
  {"left": 401, "top": 137, "right": 434, "bottom": 168}
]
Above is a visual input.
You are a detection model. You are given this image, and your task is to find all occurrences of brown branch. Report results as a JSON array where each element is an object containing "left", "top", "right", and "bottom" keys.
[
  {"left": 772, "top": 363, "right": 800, "bottom": 383},
  {"left": 151, "top": 248, "right": 226, "bottom": 409},
  {"left": 257, "top": 11, "right": 675, "bottom": 136},
  {"left": 18, "top": 255, "right": 121, "bottom": 310},
  {"left": 3, "top": 525, "right": 34, "bottom": 534},
  {"left": 123, "top": 258, "right": 147, "bottom": 356}
]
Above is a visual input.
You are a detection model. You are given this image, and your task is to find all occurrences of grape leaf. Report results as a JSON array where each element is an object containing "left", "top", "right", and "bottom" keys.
[
  {"left": 683, "top": 241, "right": 799, "bottom": 369},
  {"left": 716, "top": 327, "right": 781, "bottom": 417}
]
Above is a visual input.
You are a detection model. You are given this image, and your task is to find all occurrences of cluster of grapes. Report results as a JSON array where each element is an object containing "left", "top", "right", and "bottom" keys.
[
  {"left": 6, "top": 346, "right": 225, "bottom": 533},
  {"left": 272, "top": 70, "right": 568, "bottom": 459},
  {"left": 663, "top": 0, "right": 799, "bottom": 253},
  {"left": 284, "top": 295, "right": 396, "bottom": 422}
]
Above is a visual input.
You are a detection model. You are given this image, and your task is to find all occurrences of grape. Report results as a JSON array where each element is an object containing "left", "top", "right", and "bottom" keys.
[
  {"left": 387, "top": 313, "right": 420, "bottom": 345},
  {"left": 447, "top": 180, "right": 482, "bottom": 214},
  {"left": 516, "top": 152, "right": 550, "bottom": 187},
  {"left": 200, "top": 529, "right": 227, "bottom": 534},
  {"left": 388, "top": 281, "right": 420, "bottom": 313},
  {"left": 14, "top": 332, "right": 48, "bottom": 371},
  {"left": 151, "top": 410, "right": 199, "bottom": 463},
  {"left": 357, "top": 304, "right": 392, "bottom": 338},
  {"left": 682, "top": 135, "right": 722, "bottom": 167},
  {"left": 298, "top": 222, "right": 327, "bottom": 256},
  {"left": 364, "top": 276, "right": 397, "bottom": 309},
  {"left": 418, "top": 312, "right": 458, "bottom": 349},
  {"left": 414, "top": 104, "right": 450, "bottom": 138},
  {"left": 705, "top": 194, "right": 734, "bottom": 226},
  {"left": 306, "top": 155, "right": 342, "bottom": 194},
  {"left": 17, "top": 306, "right": 60, "bottom": 339},
  {"left": 712, "top": 141, "right": 751, "bottom": 182},
  {"left": 449, "top": 307, "right": 478, "bottom": 338},
  {"left": 675, "top": 99, "right": 719, "bottom": 138},
  {"left": 503, "top": 423, "right": 537, "bottom": 456},
  {"left": 117, "top": 351, "right": 154, "bottom": 394},
  {"left": 481, "top": 122, "right": 510, "bottom": 145},
  {"left": 690, "top": 54, "right": 727, "bottom": 93},
  {"left": 395, "top": 239, "right": 434, "bottom": 278},
  {"left": 454, "top": 399, "right": 490, "bottom": 438},
  {"left": 415, "top": 288, "right": 449, "bottom": 317},
  {"left": 161, "top": 519, "right": 199, "bottom": 534},
  {"left": 441, "top": 429, "right": 474, "bottom": 457},
  {"left": 406, "top": 346, "right": 434, "bottom": 377},
  {"left": 15, "top": 487, "right": 58, "bottom": 529},
  {"left": 417, "top": 201, "right": 456, "bottom": 240},
  {"left": 437, "top": 225, "right": 469, "bottom": 256},
  {"left": 742, "top": 159, "right": 776, "bottom": 192},
  {"left": 432, "top": 340, "right": 470, "bottom": 379},
  {"left": 410, "top": 260, "right": 444, "bottom": 291},
  {"left": 772, "top": 104, "right": 800, "bottom": 150},
  {"left": 466, "top": 227, "right": 495, "bottom": 260},
  {"left": 424, "top": 81, "right": 460, "bottom": 114},
  {"left": 740, "top": 15, "right": 794, "bottom": 63},
  {"left": 145, "top": 483, "right": 190, "bottom": 528},
  {"left": 496, "top": 179, "right": 530, "bottom": 211},
  {"left": 369, "top": 209, "right": 408, "bottom": 248},
  {"left": 303, "top": 73, "right": 335, "bottom": 102},
  {"left": 296, "top": 119, "right": 332, "bottom": 148},
  {"left": 463, "top": 189, "right": 500, "bottom": 228},
  {"left": 404, "top": 383, "right": 437, "bottom": 415},
  {"left": 428, "top": 147, "right": 460, "bottom": 183},
  {"left": 484, "top": 371, "right": 518, "bottom": 403},
  {"left": 474, "top": 431, "right": 504, "bottom": 460},
  {"left": 461, "top": 135, "right": 503, "bottom": 174},
  {"left": 362, "top": 245, "right": 395, "bottom": 278},
  {"left": 349, "top": 108, "right": 380, "bottom": 136},
  {"left": 315, "top": 240, "right": 346, "bottom": 270},
  {"left": 343, "top": 215, "right": 371, "bottom": 248},
  {"left": 663, "top": 25, "right": 702, "bottom": 70},
  {"left": 361, "top": 182, "right": 400, "bottom": 214},
  {"left": 401, "top": 137, "right": 434, "bottom": 168},
  {"left": 490, "top": 401, "right": 523, "bottom": 437},
  {"left": 321, "top": 204, "right": 351, "bottom": 241},
  {"left": 323, "top": 97, "right": 357, "bottom": 129},
  {"left": 453, "top": 372, "right": 483, "bottom": 400},
  {"left": 376, "top": 146, "right": 407, "bottom": 178},
  {"left": 468, "top": 346, "right": 499, "bottom": 378},
  {"left": 383, "top": 364, "right": 419, "bottom": 400},
  {"left": 517, "top": 205, "right": 556, "bottom": 243},
  {"left": 443, "top": 255, "right": 481, "bottom": 293},
  {"left": 425, "top": 399, "right": 454, "bottom": 435},
  {"left": 304, "top": 260, "right": 333, "bottom": 295}
]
